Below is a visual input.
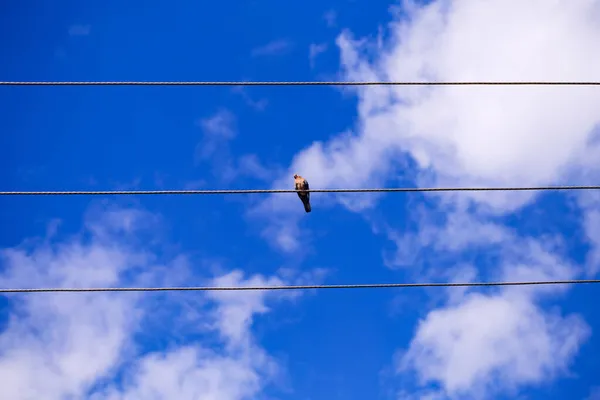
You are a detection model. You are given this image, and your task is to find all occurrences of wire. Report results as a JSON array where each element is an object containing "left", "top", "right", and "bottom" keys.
[
  {"left": 2, "top": 81, "right": 600, "bottom": 86},
  {"left": 1, "top": 279, "right": 599, "bottom": 293},
  {"left": 0, "top": 185, "right": 599, "bottom": 196}
]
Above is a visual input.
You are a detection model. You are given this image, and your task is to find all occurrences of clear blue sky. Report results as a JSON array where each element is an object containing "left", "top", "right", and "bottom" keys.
[{"left": 2, "top": 1, "right": 600, "bottom": 399}]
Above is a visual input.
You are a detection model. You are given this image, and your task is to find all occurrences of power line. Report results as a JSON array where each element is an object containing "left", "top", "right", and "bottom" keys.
[
  {"left": 0, "top": 185, "right": 599, "bottom": 196},
  {"left": 1, "top": 279, "right": 599, "bottom": 293},
  {"left": 2, "top": 81, "right": 600, "bottom": 86}
]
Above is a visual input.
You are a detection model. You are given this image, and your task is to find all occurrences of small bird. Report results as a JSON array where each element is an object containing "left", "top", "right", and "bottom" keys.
[{"left": 293, "top": 173, "right": 311, "bottom": 213}]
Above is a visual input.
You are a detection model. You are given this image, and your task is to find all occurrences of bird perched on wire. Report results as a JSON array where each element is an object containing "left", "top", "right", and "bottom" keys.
[{"left": 294, "top": 174, "right": 311, "bottom": 213}]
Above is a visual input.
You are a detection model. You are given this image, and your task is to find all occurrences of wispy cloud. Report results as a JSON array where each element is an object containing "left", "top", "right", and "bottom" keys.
[
  {"left": 194, "top": 110, "right": 279, "bottom": 185},
  {"left": 238, "top": 154, "right": 277, "bottom": 182},
  {"left": 194, "top": 109, "right": 238, "bottom": 182},
  {"left": 323, "top": 10, "right": 337, "bottom": 27},
  {"left": 198, "top": 109, "right": 237, "bottom": 140},
  {"left": 195, "top": 109, "right": 237, "bottom": 162},
  {"left": 0, "top": 203, "right": 314, "bottom": 400},
  {"left": 251, "top": 39, "right": 293, "bottom": 57},
  {"left": 390, "top": 211, "right": 587, "bottom": 397},
  {"left": 587, "top": 386, "right": 600, "bottom": 400},
  {"left": 250, "top": 0, "right": 600, "bottom": 397},
  {"left": 0, "top": 206, "right": 163, "bottom": 399},
  {"left": 578, "top": 191, "right": 600, "bottom": 275},
  {"left": 254, "top": 0, "right": 600, "bottom": 253},
  {"left": 231, "top": 86, "right": 268, "bottom": 111},
  {"left": 68, "top": 24, "right": 91, "bottom": 36},
  {"left": 399, "top": 289, "right": 588, "bottom": 398},
  {"left": 309, "top": 43, "right": 328, "bottom": 68}
]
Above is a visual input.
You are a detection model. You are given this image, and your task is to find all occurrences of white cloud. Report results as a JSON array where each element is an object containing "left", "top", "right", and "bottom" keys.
[
  {"left": 391, "top": 221, "right": 587, "bottom": 397},
  {"left": 93, "top": 346, "right": 274, "bottom": 400},
  {"left": 206, "top": 270, "right": 293, "bottom": 347},
  {"left": 380, "top": 203, "right": 584, "bottom": 397},
  {"left": 252, "top": 0, "right": 600, "bottom": 245},
  {"left": 0, "top": 204, "right": 307, "bottom": 400},
  {"left": 95, "top": 269, "right": 291, "bottom": 400},
  {"left": 383, "top": 207, "right": 511, "bottom": 270},
  {"left": 0, "top": 207, "right": 153, "bottom": 400},
  {"left": 334, "top": 0, "right": 600, "bottom": 212},
  {"left": 250, "top": 0, "right": 600, "bottom": 396},
  {"left": 399, "top": 291, "right": 589, "bottom": 399},
  {"left": 253, "top": 0, "right": 600, "bottom": 252}
]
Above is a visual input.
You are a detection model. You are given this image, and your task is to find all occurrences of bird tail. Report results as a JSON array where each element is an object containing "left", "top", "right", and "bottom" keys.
[{"left": 303, "top": 200, "right": 311, "bottom": 213}]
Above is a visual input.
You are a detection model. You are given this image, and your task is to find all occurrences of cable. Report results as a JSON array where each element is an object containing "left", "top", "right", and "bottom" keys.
[
  {"left": 0, "top": 185, "right": 599, "bottom": 196},
  {"left": 1, "top": 279, "right": 599, "bottom": 293},
  {"left": 2, "top": 81, "right": 600, "bottom": 86}
]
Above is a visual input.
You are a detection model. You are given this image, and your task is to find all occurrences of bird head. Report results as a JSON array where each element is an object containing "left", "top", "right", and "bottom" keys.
[{"left": 293, "top": 174, "right": 298, "bottom": 179}]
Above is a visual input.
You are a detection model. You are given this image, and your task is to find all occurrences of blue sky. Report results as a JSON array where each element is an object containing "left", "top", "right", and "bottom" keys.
[{"left": 2, "top": 0, "right": 600, "bottom": 399}]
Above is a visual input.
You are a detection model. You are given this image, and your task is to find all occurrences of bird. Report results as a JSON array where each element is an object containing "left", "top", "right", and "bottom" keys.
[{"left": 293, "top": 173, "right": 311, "bottom": 213}]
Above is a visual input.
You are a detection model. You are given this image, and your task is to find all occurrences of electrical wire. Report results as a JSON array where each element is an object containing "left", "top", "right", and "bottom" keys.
[
  {"left": 2, "top": 81, "right": 600, "bottom": 86},
  {"left": 1, "top": 279, "right": 599, "bottom": 293},
  {"left": 0, "top": 80, "right": 596, "bottom": 294},
  {"left": 0, "top": 185, "right": 599, "bottom": 196}
]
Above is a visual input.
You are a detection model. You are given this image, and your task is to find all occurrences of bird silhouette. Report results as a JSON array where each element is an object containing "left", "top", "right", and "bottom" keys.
[{"left": 293, "top": 174, "right": 311, "bottom": 213}]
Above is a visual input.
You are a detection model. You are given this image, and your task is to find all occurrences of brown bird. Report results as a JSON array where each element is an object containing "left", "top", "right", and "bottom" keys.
[{"left": 293, "top": 174, "right": 311, "bottom": 213}]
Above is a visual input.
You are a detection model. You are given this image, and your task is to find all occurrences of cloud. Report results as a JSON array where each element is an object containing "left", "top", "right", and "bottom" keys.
[
  {"left": 196, "top": 109, "right": 237, "bottom": 160},
  {"left": 577, "top": 191, "right": 600, "bottom": 275},
  {"left": 0, "top": 204, "right": 309, "bottom": 400},
  {"left": 333, "top": 0, "right": 600, "bottom": 212},
  {"left": 254, "top": 0, "right": 600, "bottom": 245},
  {"left": 92, "top": 346, "right": 276, "bottom": 400},
  {"left": 69, "top": 24, "right": 91, "bottom": 36},
  {"left": 194, "top": 109, "right": 239, "bottom": 182},
  {"left": 249, "top": 0, "right": 600, "bottom": 397},
  {"left": 251, "top": 39, "right": 293, "bottom": 57},
  {"left": 382, "top": 207, "right": 511, "bottom": 270},
  {"left": 96, "top": 268, "right": 293, "bottom": 400},
  {"left": 237, "top": 154, "right": 277, "bottom": 182},
  {"left": 323, "top": 10, "right": 337, "bottom": 27},
  {"left": 207, "top": 270, "right": 293, "bottom": 347},
  {"left": 583, "top": 208, "right": 600, "bottom": 273},
  {"left": 309, "top": 43, "right": 328, "bottom": 69},
  {"left": 0, "top": 206, "right": 156, "bottom": 400},
  {"left": 587, "top": 386, "right": 600, "bottom": 400},
  {"left": 194, "top": 109, "right": 280, "bottom": 185},
  {"left": 399, "top": 290, "right": 589, "bottom": 399},
  {"left": 389, "top": 212, "right": 588, "bottom": 398},
  {"left": 231, "top": 86, "right": 268, "bottom": 111}
]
